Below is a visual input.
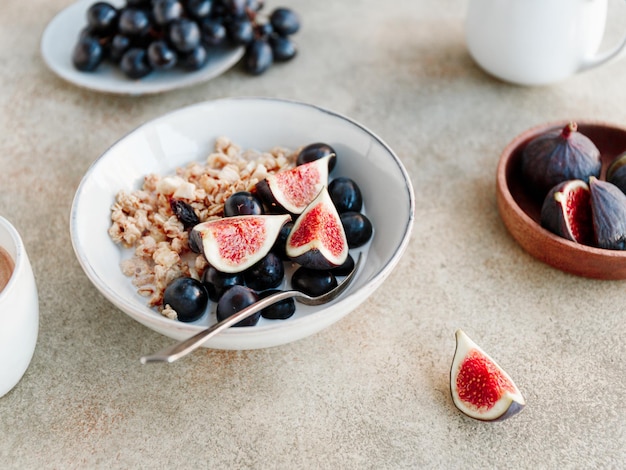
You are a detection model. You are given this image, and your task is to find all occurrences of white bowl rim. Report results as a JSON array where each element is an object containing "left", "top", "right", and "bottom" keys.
[{"left": 69, "top": 96, "right": 415, "bottom": 347}]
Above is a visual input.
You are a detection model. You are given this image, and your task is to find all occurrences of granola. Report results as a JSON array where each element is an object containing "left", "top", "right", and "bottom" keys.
[{"left": 108, "top": 137, "right": 296, "bottom": 313}]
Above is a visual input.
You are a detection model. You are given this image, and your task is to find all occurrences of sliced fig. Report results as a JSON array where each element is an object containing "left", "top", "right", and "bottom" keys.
[
  {"left": 286, "top": 186, "right": 349, "bottom": 269},
  {"left": 540, "top": 179, "right": 593, "bottom": 245},
  {"left": 521, "top": 122, "right": 601, "bottom": 197},
  {"left": 254, "top": 154, "right": 332, "bottom": 214},
  {"left": 589, "top": 177, "right": 626, "bottom": 250},
  {"left": 190, "top": 214, "right": 291, "bottom": 273},
  {"left": 450, "top": 330, "right": 525, "bottom": 422}
]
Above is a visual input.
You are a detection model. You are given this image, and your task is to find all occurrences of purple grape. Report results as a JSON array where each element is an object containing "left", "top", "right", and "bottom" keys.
[
  {"left": 243, "top": 253, "right": 284, "bottom": 291},
  {"left": 223, "top": 191, "right": 264, "bottom": 216},
  {"left": 163, "top": 277, "right": 209, "bottom": 322},
  {"left": 216, "top": 285, "right": 260, "bottom": 327},
  {"left": 269, "top": 8, "right": 300, "bottom": 36}
]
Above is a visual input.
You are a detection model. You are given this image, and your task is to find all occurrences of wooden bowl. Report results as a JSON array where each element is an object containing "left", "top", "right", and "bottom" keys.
[{"left": 496, "top": 120, "right": 626, "bottom": 279}]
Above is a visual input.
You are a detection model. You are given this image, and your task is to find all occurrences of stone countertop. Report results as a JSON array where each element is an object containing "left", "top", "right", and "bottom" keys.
[{"left": 1, "top": 0, "right": 625, "bottom": 468}]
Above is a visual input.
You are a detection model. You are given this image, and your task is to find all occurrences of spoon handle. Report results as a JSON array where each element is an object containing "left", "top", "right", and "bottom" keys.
[{"left": 140, "top": 290, "right": 299, "bottom": 364}]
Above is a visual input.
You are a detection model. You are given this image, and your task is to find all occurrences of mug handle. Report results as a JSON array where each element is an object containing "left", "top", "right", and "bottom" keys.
[{"left": 581, "top": 4, "right": 626, "bottom": 71}]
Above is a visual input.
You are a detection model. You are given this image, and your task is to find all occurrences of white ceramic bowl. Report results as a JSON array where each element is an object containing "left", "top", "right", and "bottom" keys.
[{"left": 70, "top": 97, "right": 415, "bottom": 350}]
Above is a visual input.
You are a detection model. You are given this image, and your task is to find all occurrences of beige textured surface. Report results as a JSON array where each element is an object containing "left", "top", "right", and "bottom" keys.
[{"left": 1, "top": 0, "right": 626, "bottom": 468}]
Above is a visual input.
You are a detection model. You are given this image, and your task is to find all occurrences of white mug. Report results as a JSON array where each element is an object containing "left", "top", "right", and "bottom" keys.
[
  {"left": 466, "top": 0, "right": 626, "bottom": 86},
  {"left": 0, "top": 216, "right": 39, "bottom": 398}
]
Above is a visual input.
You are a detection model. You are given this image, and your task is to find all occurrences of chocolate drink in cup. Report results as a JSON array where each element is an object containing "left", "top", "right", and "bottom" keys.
[{"left": 0, "top": 246, "right": 14, "bottom": 293}]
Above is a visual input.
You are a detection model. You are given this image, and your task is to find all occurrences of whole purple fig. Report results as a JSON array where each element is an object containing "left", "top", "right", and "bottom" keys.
[
  {"left": 521, "top": 122, "right": 601, "bottom": 198},
  {"left": 589, "top": 177, "right": 626, "bottom": 250}
]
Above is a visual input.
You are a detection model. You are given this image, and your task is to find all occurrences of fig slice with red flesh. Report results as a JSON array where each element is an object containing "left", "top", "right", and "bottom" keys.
[
  {"left": 540, "top": 179, "right": 593, "bottom": 245},
  {"left": 190, "top": 214, "right": 291, "bottom": 273},
  {"left": 254, "top": 154, "right": 332, "bottom": 214},
  {"left": 450, "top": 330, "right": 525, "bottom": 422},
  {"left": 589, "top": 177, "right": 626, "bottom": 250},
  {"left": 286, "top": 186, "right": 349, "bottom": 269}
]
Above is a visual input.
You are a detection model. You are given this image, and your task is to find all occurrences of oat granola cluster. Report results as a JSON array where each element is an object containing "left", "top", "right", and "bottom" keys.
[{"left": 108, "top": 137, "right": 296, "bottom": 314}]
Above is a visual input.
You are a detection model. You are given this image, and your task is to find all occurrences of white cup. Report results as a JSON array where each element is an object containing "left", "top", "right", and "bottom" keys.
[
  {"left": 466, "top": 0, "right": 626, "bottom": 86},
  {"left": 0, "top": 216, "right": 38, "bottom": 398}
]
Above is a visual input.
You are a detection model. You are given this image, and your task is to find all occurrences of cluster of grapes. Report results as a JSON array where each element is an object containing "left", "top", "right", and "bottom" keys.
[{"left": 71, "top": 0, "right": 300, "bottom": 79}]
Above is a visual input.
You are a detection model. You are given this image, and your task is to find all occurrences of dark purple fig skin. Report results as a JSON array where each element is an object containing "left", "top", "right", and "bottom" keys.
[
  {"left": 590, "top": 177, "right": 626, "bottom": 250},
  {"left": 490, "top": 401, "right": 525, "bottom": 422},
  {"left": 290, "top": 249, "right": 340, "bottom": 270},
  {"left": 540, "top": 180, "right": 592, "bottom": 245},
  {"left": 188, "top": 228, "right": 203, "bottom": 253},
  {"left": 253, "top": 179, "right": 282, "bottom": 212},
  {"left": 468, "top": 400, "right": 525, "bottom": 423},
  {"left": 331, "top": 253, "right": 355, "bottom": 276},
  {"left": 606, "top": 152, "right": 626, "bottom": 195},
  {"left": 521, "top": 122, "right": 601, "bottom": 198},
  {"left": 271, "top": 221, "right": 293, "bottom": 260}
]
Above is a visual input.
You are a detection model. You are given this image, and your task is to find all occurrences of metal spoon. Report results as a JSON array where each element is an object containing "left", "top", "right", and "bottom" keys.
[{"left": 140, "top": 253, "right": 362, "bottom": 364}]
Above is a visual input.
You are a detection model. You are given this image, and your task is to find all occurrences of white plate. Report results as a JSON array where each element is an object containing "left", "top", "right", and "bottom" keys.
[
  {"left": 40, "top": 0, "right": 245, "bottom": 96},
  {"left": 70, "top": 97, "right": 415, "bottom": 350}
]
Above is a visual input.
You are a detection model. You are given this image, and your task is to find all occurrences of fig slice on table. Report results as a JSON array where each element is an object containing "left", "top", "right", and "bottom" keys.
[
  {"left": 286, "top": 186, "right": 349, "bottom": 269},
  {"left": 540, "top": 179, "right": 593, "bottom": 245},
  {"left": 450, "top": 330, "right": 525, "bottom": 422},
  {"left": 189, "top": 214, "right": 291, "bottom": 273},
  {"left": 254, "top": 154, "right": 332, "bottom": 214},
  {"left": 589, "top": 177, "right": 626, "bottom": 250}
]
